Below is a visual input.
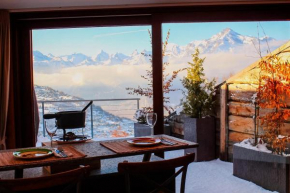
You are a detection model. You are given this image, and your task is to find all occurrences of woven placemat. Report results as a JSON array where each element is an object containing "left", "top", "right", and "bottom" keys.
[
  {"left": 0, "top": 146, "right": 86, "bottom": 168},
  {"left": 100, "top": 137, "right": 188, "bottom": 154}
]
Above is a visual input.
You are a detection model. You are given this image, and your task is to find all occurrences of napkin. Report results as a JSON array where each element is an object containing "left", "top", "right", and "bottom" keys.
[{"left": 53, "top": 149, "right": 73, "bottom": 158}]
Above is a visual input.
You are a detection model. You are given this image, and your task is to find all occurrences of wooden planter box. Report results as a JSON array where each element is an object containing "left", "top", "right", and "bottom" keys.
[
  {"left": 184, "top": 117, "right": 215, "bottom": 161},
  {"left": 172, "top": 122, "right": 184, "bottom": 136},
  {"left": 233, "top": 145, "right": 290, "bottom": 193}
]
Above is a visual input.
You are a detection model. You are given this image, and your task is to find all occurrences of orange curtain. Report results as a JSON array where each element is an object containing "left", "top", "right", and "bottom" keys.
[{"left": 0, "top": 10, "right": 10, "bottom": 150}]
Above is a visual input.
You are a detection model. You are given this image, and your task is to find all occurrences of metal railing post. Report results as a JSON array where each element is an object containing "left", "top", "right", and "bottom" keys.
[
  {"left": 91, "top": 103, "right": 93, "bottom": 138},
  {"left": 42, "top": 101, "right": 45, "bottom": 137},
  {"left": 137, "top": 99, "right": 140, "bottom": 110}
]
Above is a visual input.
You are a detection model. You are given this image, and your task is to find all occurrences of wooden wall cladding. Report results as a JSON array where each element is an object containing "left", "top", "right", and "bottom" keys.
[{"left": 226, "top": 82, "right": 290, "bottom": 161}]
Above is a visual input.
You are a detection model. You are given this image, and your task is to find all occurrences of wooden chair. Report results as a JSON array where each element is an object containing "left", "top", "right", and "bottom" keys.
[
  {"left": 0, "top": 165, "right": 90, "bottom": 193},
  {"left": 118, "top": 153, "right": 195, "bottom": 193}
]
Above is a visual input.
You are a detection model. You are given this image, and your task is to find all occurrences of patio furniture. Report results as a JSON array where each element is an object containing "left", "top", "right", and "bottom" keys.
[
  {"left": 0, "top": 135, "right": 198, "bottom": 179},
  {"left": 118, "top": 153, "right": 195, "bottom": 193},
  {"left": 0, "top": 165, "right": 90, "bottom": 193}
]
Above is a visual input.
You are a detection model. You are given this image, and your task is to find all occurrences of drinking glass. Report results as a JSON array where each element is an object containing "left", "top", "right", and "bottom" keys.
[
  {"left": 45, "top": 121, "right": 57, "bottom": 147},
  {"left": 146, "top": 112, "right": 157, "bottom": 136}
]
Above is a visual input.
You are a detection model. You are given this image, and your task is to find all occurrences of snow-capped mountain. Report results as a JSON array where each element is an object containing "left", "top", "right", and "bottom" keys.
[
  {"left": 33, "top": 28, "right": 278, "bottom": 70},
  {"left": 35, "top": 85, "right": 82, "bottom": 101},
  {"left": 33, "top": 51, "right": 51, "bottom": 62},
  {"left": 93, "top": 50, "right": 110, "bottom": 63},
  {"left": 168, "top": 28, "right": 276, "bottom": 57},
  {"left": 35, "top": 85, "right": 134, "bottom": 138},
  {"left": 60, "top": 53, "right": 94, "bottom": 65}
]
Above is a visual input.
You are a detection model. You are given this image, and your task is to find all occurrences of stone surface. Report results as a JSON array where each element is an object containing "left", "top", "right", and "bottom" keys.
[
  {"left": 233, "top": 145, "right": 290, "bottom": 193},
  {"left": 184, "top": 117, "right": 216, "bottom": 161},
  {"left": 134, "top": 123, "right": 151, "bottom": 137}
]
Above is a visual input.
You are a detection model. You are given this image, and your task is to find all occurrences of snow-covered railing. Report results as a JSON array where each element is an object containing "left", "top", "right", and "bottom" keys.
[{"left": 38, "top": 98, "right": 140, "bottom": 138}]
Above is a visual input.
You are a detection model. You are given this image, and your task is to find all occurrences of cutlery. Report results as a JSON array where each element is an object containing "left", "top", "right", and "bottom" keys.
[
  {"left": 160, "top": 138, "right": 176, "bottom": 146},
  {"left": 56, "top": 147, "right": 68, "bottom": 157}
]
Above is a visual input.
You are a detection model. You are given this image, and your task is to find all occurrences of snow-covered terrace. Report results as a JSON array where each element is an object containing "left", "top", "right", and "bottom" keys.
[{"left": 166, "top": 150, "right": 275, "bottom": 193}]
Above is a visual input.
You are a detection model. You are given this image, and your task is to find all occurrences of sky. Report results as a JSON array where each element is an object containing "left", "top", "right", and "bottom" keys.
[
  {"left": 33, "top": 21, "right": 290, "bottom": 108},
  {"left": 32, "top": 21, "right": 290, "bottom": 57}
]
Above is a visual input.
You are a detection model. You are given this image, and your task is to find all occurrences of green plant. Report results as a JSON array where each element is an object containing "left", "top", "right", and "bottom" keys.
[
  {"left": 182, "top": 49, "right": 216, "bottom": 118},
  {"left": 126, "top": 30, "right": 186, "bottom": 114}
]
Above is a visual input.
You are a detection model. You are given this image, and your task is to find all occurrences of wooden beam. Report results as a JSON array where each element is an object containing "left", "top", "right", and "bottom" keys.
[
  {"left": 152, "top": 14, "right": 164, "bottom": 135},
  {"left": 220, "top": 84, "right": 228, "bottom": 161}
]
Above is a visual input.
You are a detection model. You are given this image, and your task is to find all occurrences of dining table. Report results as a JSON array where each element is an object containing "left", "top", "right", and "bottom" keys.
[{"left": 0, "top": 134, "right": 198, "bottom": 179}]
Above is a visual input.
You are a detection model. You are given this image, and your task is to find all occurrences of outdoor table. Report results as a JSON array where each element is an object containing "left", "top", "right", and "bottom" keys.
[{"left": 0, "top": 134, "right": 198, "bottom": 178}]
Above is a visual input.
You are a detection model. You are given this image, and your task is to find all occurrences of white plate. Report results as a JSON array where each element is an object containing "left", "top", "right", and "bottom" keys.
[
  {"left": 52, "top": 137, "right": 91, "bottom": 144},
  {"left": 13, "top": 148, "right": 53, "bottom": 160},
  {"left": 127, "top": 137, "right": 161, "bottom": 146}
]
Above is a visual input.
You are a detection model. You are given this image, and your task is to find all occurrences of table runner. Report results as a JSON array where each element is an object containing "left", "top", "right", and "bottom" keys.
[
  {"left": 0, "top": 146, "right": 86, "bottom": 168},
  {"left": 100, "top": 137, "right": 188, "bottom": 154}
]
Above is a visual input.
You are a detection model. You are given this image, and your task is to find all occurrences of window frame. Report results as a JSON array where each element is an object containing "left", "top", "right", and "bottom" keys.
[{"left": 10, "top": 3, "right": 290, "bottom": 136}]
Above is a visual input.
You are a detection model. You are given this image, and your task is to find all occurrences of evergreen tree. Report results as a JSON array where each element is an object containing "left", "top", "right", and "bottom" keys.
[{"left": 182, "top": 49, "right": 216, "bottom": 118}]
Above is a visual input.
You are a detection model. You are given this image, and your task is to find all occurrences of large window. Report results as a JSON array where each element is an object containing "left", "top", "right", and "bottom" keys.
[
  {"left": 162, "top": 21, "right": 290, "bottom": 117},
  {"left": 33, "top": 26, "right": 152, "bottom": 140}
]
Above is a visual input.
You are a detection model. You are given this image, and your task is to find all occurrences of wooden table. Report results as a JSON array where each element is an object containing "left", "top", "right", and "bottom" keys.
[{"left": 0, "top": 135, "right": 198, "bottom": 178}]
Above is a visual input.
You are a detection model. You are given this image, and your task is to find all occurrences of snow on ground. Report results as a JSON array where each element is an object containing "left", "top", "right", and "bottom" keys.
[
  {"left": 36, "top": 136, "right": 276, "bottom": 193},
  {"left": 235, "top": 138, "right": 272, "bottom": 153},
  {"left": 165, "top": 150, "right": 277, "bottom": 193}
]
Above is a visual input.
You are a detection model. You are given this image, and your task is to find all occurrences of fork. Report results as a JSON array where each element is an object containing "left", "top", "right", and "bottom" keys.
[
  {"left": 57, "top": 147, "right": 68, "bottom": 158},
  {"left": 160, "top": 138, "right": 176, "bottom": 145}
]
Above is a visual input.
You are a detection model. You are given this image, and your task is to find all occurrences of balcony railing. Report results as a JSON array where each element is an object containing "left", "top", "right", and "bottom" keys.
[{"left": 37, "top": 98, "right": 140, "bottom": 138}]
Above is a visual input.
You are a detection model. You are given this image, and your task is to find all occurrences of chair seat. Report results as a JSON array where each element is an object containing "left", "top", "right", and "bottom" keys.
[{"left": 83, "top": 154, "right": 169, "bottom": 193}]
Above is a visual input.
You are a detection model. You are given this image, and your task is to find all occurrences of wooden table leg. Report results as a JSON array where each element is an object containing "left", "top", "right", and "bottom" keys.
[
  {"left": 15, "top": 169, "right": 23, "bottom": 179},
  {"left": 143, "top": 153, "right": 152, "bottom": 162},
  {"left": 154, "top": 152, "right": 164, "bottom": 159}
]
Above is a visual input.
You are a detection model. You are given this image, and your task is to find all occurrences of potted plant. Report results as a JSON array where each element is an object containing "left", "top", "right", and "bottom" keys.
[
  {"left": 181, "top": 48, "right": 216, "bottom": 161},
  {"left": 133, "top": 108, "right": 151, "bottom": 137},
  {"left": 233, "top": 51, "right": 290, "bottom": 193},
  {"left": 127, "top": 30, "right": 186, "bottom": 136}
]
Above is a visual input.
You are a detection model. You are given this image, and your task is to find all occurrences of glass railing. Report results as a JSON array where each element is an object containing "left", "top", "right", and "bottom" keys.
[{"left": 37, "top": 98, "right": 140, "bottom": 139}]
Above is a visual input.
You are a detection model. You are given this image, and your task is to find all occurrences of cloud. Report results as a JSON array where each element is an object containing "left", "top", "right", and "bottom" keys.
[
  {"left": 34, "top": 41, "right": 288, "bottom": 112},
  {"left": 93, "top": 30, "right": 148, "bottom": 38}
]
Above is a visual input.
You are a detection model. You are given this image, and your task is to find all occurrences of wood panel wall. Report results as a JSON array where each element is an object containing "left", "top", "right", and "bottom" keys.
[{"left": 216, "top": 41, "right": 290, "bottom": 162}]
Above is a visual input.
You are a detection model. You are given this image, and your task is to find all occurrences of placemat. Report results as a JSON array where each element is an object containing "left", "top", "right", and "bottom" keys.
[
  {"left": 0, "top": 146, "right": 86, "bottom": 168},
  {"left": 100, "top": 137, "right": 188, "bottom": 154}
]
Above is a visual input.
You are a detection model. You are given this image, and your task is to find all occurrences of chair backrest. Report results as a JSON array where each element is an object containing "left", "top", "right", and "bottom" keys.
[
  {"left": 118, "top": 153, "right": 195, "bottom": 193},
  {"left": 0, "top": 165, "right": 90, "bottom": 193}
]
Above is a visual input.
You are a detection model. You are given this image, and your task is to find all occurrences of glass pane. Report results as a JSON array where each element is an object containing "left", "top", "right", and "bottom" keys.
[
  {"left": 33, "top": 26, "right": 152, "bottom": 141},
  {"left": 162, "top": 21, "right": 290, "bottom": 134}
]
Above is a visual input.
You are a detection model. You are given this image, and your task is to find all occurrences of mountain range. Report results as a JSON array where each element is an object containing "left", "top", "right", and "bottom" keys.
[{"left": 33, "top": 28, "right": 277, "bottom": 69}]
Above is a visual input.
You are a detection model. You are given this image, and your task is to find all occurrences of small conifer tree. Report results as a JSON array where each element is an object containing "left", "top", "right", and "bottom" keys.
[{"left": 182, "top": 49, "right": 216, "bottom": 118}]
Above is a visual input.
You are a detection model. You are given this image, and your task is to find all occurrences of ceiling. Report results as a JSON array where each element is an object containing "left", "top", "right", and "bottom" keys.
[{"left": 1, "top": 0, "right": 289, "bottom": 12}]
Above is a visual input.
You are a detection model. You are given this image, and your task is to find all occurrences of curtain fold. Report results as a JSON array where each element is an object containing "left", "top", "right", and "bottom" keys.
[
  {"left": 5, "top": 16, "right": 37, "bottom": 149},
  {"left": 0, "top": 10, "right": 10, "bottom": 150}
]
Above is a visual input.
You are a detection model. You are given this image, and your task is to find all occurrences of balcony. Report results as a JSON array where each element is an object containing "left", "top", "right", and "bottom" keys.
[{"left": 37, "top": 98, "right": 140, "bottom": 139}]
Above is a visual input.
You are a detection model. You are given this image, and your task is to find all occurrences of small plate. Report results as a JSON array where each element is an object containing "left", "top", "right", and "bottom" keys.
[
  {"left": 53, "top": 136, "right": 91, "bottom": 144},
  {"left": 127, "top": 137, "right": 161, "bottom": 146},
  {"left": 13, "top": 148, "right": 53, "bottom": 160}
]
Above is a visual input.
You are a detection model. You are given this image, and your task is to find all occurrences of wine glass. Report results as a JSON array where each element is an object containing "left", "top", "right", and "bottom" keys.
[
  {"left": 146, "top": 112, "right": 157, "bottom": 136},
  {"left": 45, "top": 121, "right": 57, "bottom": 147}
]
